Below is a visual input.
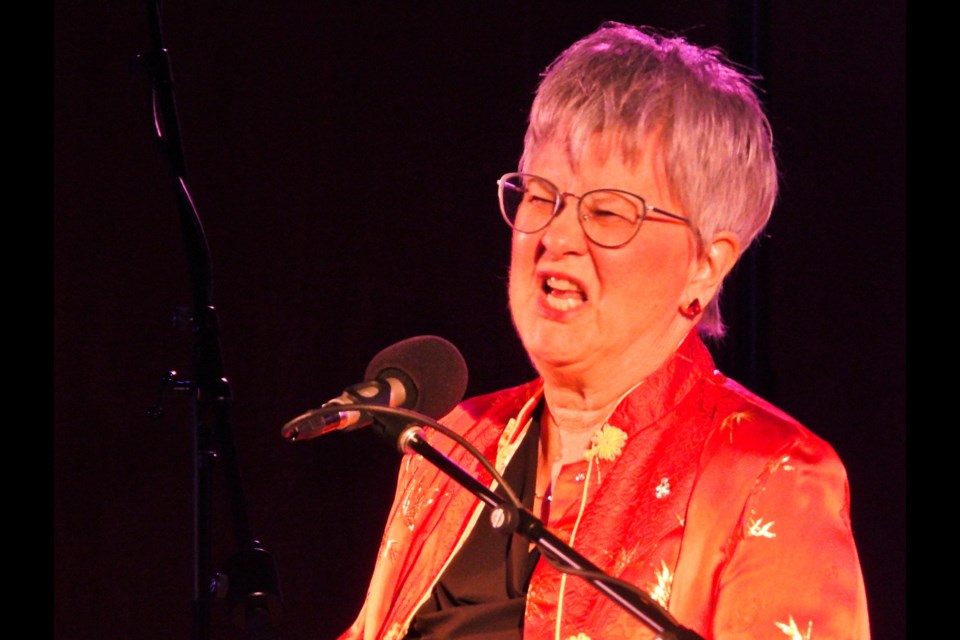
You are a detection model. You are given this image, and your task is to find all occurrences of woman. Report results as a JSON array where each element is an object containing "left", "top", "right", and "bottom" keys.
[{"left": 341, "top": 22, "right": 869, "bottom": 640}]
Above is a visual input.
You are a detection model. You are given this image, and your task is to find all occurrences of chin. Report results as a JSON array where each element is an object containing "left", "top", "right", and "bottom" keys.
[
  {"left": 517, "top": 327, "right": 583, "bottom": 372},
  {"left": 511, "top": 295, "right": 585, "bottom": 366}
]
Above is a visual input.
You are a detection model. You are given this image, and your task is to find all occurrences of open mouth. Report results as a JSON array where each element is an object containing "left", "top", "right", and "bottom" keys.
[{"left": 543, "top": 276, "right": 586, "bottom": 311}]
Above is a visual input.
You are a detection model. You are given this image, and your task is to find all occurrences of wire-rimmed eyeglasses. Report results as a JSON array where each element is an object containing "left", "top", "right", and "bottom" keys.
[{"left": 497, "top": 172, "right": 690, "bottom": 248}]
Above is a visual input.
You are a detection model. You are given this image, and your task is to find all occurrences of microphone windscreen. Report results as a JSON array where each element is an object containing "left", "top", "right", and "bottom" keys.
[{"left": 364, "top": 335, "right": 469, "bottom": 419}]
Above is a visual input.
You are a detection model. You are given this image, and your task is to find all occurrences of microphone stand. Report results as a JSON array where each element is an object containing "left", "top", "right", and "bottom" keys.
[
  {"left": 138, "top": 2, "right": 282, "bottom": 638},
  {"left": 362, "top": 409, "right": 705, "bottom": 640}
]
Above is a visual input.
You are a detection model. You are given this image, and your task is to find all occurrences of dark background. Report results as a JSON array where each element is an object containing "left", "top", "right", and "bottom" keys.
[{"left": 54, "top": 2, "right": 905, "bottom": 639}]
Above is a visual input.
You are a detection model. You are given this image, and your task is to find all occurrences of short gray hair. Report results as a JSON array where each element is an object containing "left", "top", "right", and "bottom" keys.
[{"left": 520, "top": 22, "right": 779, "bottom": 337}]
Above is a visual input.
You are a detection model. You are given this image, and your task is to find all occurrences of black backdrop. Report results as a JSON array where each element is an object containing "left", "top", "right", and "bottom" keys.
[{"left": 54, "top": 3, "right": 906, "bottom": 639}]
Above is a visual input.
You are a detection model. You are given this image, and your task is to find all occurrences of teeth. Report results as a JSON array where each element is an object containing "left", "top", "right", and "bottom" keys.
[
  {"left": 544, "top": 276, "right": 585, "bottom": 310},
  {"left": 545, "top": 276, "right": 582, "bottom": 293},
  {"left": 546, "top": 296, "right": 582, "bottom": 311}
]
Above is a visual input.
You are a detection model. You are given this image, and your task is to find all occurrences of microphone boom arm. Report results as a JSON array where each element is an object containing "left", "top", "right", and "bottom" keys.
[{"left": 311, "top": 403, "right": 705, "bottom": 640}]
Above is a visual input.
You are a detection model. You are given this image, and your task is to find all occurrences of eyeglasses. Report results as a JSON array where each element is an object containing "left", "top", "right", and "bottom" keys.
[{"left": 497, "top": 172, "right": 690, "bottom": 248}]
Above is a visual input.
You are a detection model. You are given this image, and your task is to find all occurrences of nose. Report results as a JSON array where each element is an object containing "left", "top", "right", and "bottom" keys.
[{"left": 540, "top": 192, "right": 588, "bottom": 255}]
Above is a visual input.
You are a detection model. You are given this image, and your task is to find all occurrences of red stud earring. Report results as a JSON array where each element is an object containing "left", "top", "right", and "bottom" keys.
[{"left": 681, "top": 298, "right": 701, "bottom": 319}]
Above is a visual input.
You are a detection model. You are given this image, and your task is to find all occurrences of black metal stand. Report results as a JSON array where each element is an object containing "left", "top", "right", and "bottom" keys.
[
  {"left": 138, "top": 2, "right": 282, "bottom": 638},
  {"left": 365, "top": 409, "right": 705, "bottom": 640}
]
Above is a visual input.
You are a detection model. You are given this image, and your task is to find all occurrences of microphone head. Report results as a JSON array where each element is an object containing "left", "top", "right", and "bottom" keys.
[{"left": 364, "top": 335, "right": 469, "bottom": 420}]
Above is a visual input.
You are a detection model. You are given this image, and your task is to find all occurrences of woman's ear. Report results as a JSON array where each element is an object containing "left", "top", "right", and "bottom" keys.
[{"left": 686, "top": 231, "right": 741, "bottom": 307}]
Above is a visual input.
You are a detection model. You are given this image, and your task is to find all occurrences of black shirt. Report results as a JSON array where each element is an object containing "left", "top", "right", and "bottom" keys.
[{"left": 405, "top": 418, "right": 541, "bottom": 639}]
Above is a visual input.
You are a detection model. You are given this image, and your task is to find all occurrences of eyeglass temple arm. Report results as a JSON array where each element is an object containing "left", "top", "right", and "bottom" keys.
[{"left": 648, "top": 206, "right": 690, "bottom": 224}]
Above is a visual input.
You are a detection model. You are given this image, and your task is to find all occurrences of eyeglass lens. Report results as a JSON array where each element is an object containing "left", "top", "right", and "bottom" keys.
[{"left": 499, "top": 173, "right": 643, "bottom": 247}]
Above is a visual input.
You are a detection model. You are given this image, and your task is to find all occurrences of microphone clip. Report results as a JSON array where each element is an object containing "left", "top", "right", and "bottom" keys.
[{"left": 339, "top": 376, "right": 399, "bottom": 408}]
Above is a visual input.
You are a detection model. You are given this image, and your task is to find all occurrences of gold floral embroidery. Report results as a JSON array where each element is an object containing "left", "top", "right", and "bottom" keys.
[
  {"left": 380, "top": 538, "right": 399, "bottom": 562},
  {"left": 402, "top": 453, "right": 423, "bottom": 475},
  {"left": 719, "top": 410, "right": 752, "bottom": 442},
  {"left": 747, "top": 517, "right": 777, "bottom": 539},
  {"left": 648, "top": 559, "right": 673, "bottom": 607},
  {"left": 769, "top": 454, "right": 796, "bottom": 473},
  {"left": 655, "top": 477, "right": 671, "bottom": 499},
  {"left": 384, "top": 622, "right": 406, "bottom": 640},
  {"left": 496, "top": 418, "right": 520, "bottom": 471},
  {"left": 775, "top": 615, "right": 812, "bottom": 639},
  {"left": 607, "top": 542, "right": 642, "bottom": 575},
  {"left": 564, "top": 634, "right": 591, "bottom": 640},
  {"left": 584, "top": 423, "right": 627, "bottom": 462},
  {"left": 400, "top": 479, "right": 438, "bottom": 531}
]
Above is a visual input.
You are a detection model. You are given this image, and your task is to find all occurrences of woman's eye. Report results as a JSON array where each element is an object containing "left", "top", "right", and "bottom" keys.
[
  {"left": 593, "top": 208, "right": 620, "bottom": 217},
  {"left": 590, "top": 208, "right": 630, "bottom": 222}
]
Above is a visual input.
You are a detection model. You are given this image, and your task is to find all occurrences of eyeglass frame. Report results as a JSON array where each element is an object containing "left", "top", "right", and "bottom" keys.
[{"left": 497, "top": 171, "right": 691, "bottom": 248}]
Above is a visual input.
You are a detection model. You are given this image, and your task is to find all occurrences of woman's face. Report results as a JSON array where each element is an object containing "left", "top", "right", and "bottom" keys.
[{"left": 508, "top": 135, "right": 701, "bottom": 383}]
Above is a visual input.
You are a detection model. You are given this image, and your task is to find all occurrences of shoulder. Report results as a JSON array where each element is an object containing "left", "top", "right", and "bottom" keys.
[
  {"left": 417, "top": 379, "right": 541, "bottom": 459},
  {"left": 676, "top": 333, "right": 840, "bottom": 464},
  {"left": 676, "top": 376, "right": 869, "bottom": 639},
  {"left": 442, "top": 379, "right": 542, "bottom": 432},
  {"left": 704, "top": 374, "right": 842, "bottom": 467}
]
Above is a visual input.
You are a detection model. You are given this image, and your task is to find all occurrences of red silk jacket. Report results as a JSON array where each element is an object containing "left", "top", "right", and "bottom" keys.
[{"left": 339, "top": 331, "right": 870, "bottom": 640}]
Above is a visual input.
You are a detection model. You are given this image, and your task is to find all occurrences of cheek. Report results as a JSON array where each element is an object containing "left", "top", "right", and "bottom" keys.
[
  {"left": 508, "top": 235, "right": 538, "bottom": 287},
  {"left": 511, "top": 232, "right": 539, "bottom": 264},
  {"left": 507, "top": 236, "right": 532, "bottom": 308},
  {"left": 608, "top": 240, "right": 693, "bottom": 306}
]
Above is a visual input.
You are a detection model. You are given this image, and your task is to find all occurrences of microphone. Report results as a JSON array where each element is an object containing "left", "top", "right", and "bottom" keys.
[{"left": 281, "top": 335, "right": 468, "bottom": 442}]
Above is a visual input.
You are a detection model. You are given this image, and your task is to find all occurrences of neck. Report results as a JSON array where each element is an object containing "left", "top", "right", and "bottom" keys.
[
  {"left": 530, "top": 330, "right": 692, "bottom": 509},
  {"left": 538, "top": 391, "right": 625, "bottom": 469},
  {"left": 534, "top": 326, "right": 690, "bottom": 408},
  {"left": 532, "top": 395, "right": 623, "bottom": 517}
]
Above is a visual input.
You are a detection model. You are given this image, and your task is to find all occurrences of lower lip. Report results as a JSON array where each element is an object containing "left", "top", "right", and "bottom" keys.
[{"left": 537, "top": 290, "right": 586, "bottom": 320}]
